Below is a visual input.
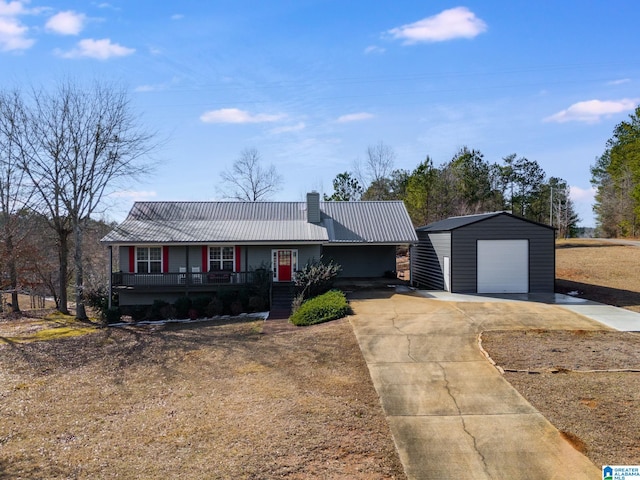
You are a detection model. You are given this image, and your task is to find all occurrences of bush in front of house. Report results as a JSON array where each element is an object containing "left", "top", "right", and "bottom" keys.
[
  {"left": 85, "top": 286, "right": 121, "bottom": 323},
  {"left": 104, "top": 307, "right": 122, "bottom": 324},
  {"left": 174, "top": 296, "right": 192, "bottom": 319},
  {"left": 151, "top": 300, "right": 173, "bottom": 320},
  {"left": 290, "top": 290, "right": 351, "bottom": 326},
  {"left": 294, "top": 258, "right": 342, "bottom": 300}
]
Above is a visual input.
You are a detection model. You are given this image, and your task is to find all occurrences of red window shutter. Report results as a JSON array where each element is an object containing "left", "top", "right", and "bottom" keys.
[
  {"left": 202, "top": 246, "right": 208, "bottom": 272},
  {"left": 163, "top": 246, "right": 169, "bottom": 273},
  {"left": 235, "top": 246, "right": 241, "bottom": 272},
  {"left": 129, "top": 246, "right": 135, "bottom": 272}
]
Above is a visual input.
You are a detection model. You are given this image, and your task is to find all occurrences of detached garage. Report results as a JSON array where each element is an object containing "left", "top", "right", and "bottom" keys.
[{"left": 412, "top": 212, "right": 555, "bottom": 294}]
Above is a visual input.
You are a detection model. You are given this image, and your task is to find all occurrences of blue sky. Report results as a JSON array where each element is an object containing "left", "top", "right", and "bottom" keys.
[{"left": 2, "top": 1, "right": 639, "bottom": 226}]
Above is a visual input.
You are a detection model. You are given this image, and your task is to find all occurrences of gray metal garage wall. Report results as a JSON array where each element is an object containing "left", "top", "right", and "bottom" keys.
[
  {"left": 451, "top": 215, "right": 555, "bottom": 293},
  {"left": 322, "top": 245, "right": 396, "bottom": 277},
  {"left": 412, "top": 231, "right": 451, "bottom": 289}
]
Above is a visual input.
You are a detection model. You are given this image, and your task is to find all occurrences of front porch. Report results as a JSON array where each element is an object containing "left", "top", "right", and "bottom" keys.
[{"left": 112, "top": 271, "right": 261, "bottom": 291}]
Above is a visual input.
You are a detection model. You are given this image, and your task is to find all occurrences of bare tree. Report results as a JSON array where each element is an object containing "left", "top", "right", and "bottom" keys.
[
  {"left": 0, "top": 90, "right": 35, "bottom": 312},
  {"left": 355, "top": 141, "right": 396, "bottom": 200},
  {"left": 221, "top": 147, "right": 282, "bottom": 201},
  {"left": 17, "top": 80, "right": 156, "bottom": 319}
]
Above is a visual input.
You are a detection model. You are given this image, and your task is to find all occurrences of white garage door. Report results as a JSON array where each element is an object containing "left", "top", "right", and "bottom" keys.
[{"left": 477, "top": 240, "right": 529, "bottom": 293}]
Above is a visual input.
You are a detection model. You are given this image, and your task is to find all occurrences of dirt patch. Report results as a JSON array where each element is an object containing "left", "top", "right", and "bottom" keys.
[
  {"left": 0, "top": 318, "right": 405, "bottom": 479},
  {"left": 481, "top": 329, "right": 640, "bottom": 466}
]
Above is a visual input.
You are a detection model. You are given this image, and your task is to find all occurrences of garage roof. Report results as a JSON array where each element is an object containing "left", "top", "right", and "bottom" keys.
[{"left": 416, "top": 211, "right": 554, "bottom": 232}]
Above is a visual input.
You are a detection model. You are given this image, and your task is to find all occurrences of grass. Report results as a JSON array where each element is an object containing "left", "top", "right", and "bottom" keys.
[
  {"left": 0, "top": 312, "right": 99, "bottom": 344},
  {"left": 0, "top": 317, "right": 404, "bottom": 479},
  {"left": 556, "top": 238, "right": 640, "bottom": 312}
]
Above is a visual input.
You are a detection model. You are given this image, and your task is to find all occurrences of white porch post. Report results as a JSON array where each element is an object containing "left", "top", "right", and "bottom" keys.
[{"left": 108, "top": 245, "right": 113, "bottom": 309}]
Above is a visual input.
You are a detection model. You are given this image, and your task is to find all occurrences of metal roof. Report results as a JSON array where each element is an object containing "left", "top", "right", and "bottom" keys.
[
  {"left": 102, "top": 200, "right": 418, "bottom": 245},
  {"left": 416, "top": 211, "right": 554, "bottom": 232}
]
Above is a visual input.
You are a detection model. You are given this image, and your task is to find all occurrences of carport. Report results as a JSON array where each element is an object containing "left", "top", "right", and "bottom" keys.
[{"left": 412, "top": 212, "right": 555, "bottom": 294}]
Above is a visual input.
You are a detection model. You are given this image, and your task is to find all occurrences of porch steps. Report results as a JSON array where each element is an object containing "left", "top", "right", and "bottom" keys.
[{"left": 269, "top": 283, "right": 295, "bottom": 320}]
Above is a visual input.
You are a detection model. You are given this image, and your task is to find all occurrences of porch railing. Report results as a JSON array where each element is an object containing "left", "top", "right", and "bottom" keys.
[{"left": 112, "top": 271, "right": 263, "bottom": 288}]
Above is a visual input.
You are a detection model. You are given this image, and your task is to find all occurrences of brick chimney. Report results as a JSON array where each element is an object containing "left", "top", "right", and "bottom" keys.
[{"left": 306, "top": 191, "right": 321, "bottom": 223}]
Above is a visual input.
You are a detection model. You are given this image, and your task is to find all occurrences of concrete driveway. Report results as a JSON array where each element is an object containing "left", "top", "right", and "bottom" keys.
[{"left": 348, "top": 289, "right": 605, "bottom": 480}]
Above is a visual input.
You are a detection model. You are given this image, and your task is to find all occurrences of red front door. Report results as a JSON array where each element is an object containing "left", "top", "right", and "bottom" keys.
[{"left": 277, "top": 250, "right": 292, "bottom": 282}]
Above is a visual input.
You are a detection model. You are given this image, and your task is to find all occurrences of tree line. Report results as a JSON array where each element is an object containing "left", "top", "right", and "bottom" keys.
[
  {"left": 324, "top": 141, "right": 579, "bottom": 235},
  {"left": 0, "top": 81, "right": 155, "bottom": 317},
  {"left": 591, "top": 106, "right": 640, "bottom": 237}
]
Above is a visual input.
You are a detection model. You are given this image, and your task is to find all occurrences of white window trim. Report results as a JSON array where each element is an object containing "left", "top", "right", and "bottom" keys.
[
  {"left": 135, "top": 246, "right": 163, "bottom": 274},
  {"left": 209, "top": 245, "right": 236, "bottom": 272}
]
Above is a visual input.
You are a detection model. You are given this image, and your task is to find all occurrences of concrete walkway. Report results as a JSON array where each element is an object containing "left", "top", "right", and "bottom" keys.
[
  {"left": 418, "top": 290, "right": 640, "bottom": 332},
  {"left": 348, "top": 289, "right": 605, "bottom": 480}
]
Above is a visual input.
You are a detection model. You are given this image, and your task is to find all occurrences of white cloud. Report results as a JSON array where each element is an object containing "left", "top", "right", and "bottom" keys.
[
  {"left": 336, "top": 112, "right": 375, "bottom": 123},
  {"left": 570, "top": 185, "right": 595, "bottom": 203},
  {"left": 57, "top": 38, "right": 135, "bottom": 59},
  {"left": 0, "top": 0, "right": 25, "bottom": 16},
  {"left": 135, "top": 84, "right": 162, "bottom": 93},
  {"left": 0, "top": 1, "right": 35, "bottom": 51},
  {"left": 135, "top": 76, "right": 180, "bottom": 92},
  {"left": 387, "top": 7, "right": 487, "bottom": 44},
  {"left": 364, "top": 45, "right": 385, "bottom": 55},
  {"left": 544, "top": 98, "right": 638, "bottom": 123},
  {"left": 0, "top": 15, "right": 33, "bottom": 50},
  {"left": 46, "top": 10, "right": 86, "bottom": 35},
  {"left": 200, "top": 108, "right": 285, "bottom": 124},
  {"left": 607, "top": 78, "right": 631, "bottom": 86},
  {"left": 96, "top": 3, "right": 119, "bottom": 11},
  {"left": 270, "top": 122, "right": 305, "bottom": 134}
]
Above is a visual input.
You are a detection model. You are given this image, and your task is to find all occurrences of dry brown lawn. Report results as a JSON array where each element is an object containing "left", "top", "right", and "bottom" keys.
[
  {"left": 482, "top": 238, "right": 640, "bottom": 468},
  {"left": 0, "top": 317, "right": 404, "bottom": 479},
  {"left": 3, "top": 239, "right": 639, "bottom": 476},
  {"left": 555, "top": 238, "right": 640, "bottom": 312}
]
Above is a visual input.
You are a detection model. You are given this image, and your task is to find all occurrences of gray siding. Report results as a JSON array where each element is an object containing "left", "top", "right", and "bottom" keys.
[
  {"left": 450, "top": 215, "right": 554, "bottom": 293},
  {"left": 322, "top": 245, "right": 396, "bottom": 277},
  {"left": 167, "top": 246, "right": 203, "bottom": 272},
  {"left": 119, "top": 291, "right": 184, "bottom": 306},
  {"left": 118, "top": 246, "right": 129, "bottom": 272},
  {"left": 412, "top": 232, "right": 451, "bottom": 289},
  {"left": 246, "top": 245, "right": 321, "bottom": 273}
]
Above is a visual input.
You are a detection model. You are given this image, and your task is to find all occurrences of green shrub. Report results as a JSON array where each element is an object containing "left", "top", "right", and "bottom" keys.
[
  {"left": 206, "top": 297, "right": 224, "bottom": 317},
  {"left": 290, "top": 290, "right": 351, "bottom": 326},
  {"left": 191, "top": 296, "right": 212, "bottom": 317},
  {"left": 151, "top": 300, "right": 171, "bottom": 320},
  {"left": 248, "top": 295, "right": 267, "bottom": 312},
  {"left": 160, "top": 303, "right": 176, "bottom": 320},
  {"left": 174, "top": 296, "right": 192, "bottom": 319},
  {"left": 230, "top": 300, "right": 244, "bottom": 316},
  {"left": 130, "top": 305, "right": 149, "bottom": 321},
  {"left": 104, "top": 307, "right": 122, "bottom": 324},
  {"left": 85, "top": 286, "right": 119, "bottom": 320},
  {"left": 220, "top": 290, "right": 239, "bottom": 315}
]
